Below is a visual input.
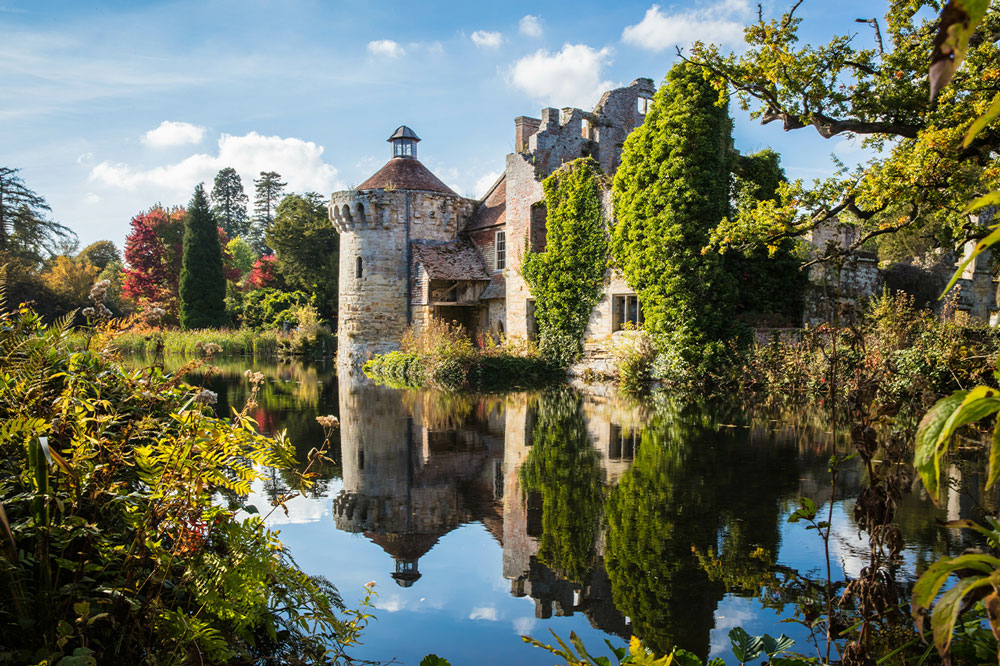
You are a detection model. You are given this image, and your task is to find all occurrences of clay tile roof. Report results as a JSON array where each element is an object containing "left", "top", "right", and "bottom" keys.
[
  {"left": 465, "top": 174, "right": 506, "bottom": 231},
  {"left": 357, "top": 157, "right": 457, "bottom": 195},
  {"left": 412, "top": 241, "right": 490, "bottom": 281},
  {"left": 365, "top": 531, "right": 444, "bottom": 561}
]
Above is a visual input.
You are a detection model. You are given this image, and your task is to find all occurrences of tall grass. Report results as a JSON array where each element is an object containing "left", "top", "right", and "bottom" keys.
[{"left": 70, "top": 326, "right": 334, "bottom": 358}]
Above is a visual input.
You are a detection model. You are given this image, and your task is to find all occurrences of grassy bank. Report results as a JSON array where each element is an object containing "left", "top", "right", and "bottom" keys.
[
  {"left": 0, "top": 305, "right": 367, "bottom": 663},
  {"left": 363, "top": 320, "right": 562, "bottom": 391},
  {"left": 73, "top": 324, "right": 334, "bottom": 359}
]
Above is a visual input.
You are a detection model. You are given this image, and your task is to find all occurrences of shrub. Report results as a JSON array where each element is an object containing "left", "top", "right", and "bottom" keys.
[
  {"left": 611, "top": 331, "right": 657, "bottom": 395},
  {"left": 240, "top": 287, "right": 310, "bottom": 330},
  {"left": 0, "top": 301, "right": 369, "bottom": 663}
]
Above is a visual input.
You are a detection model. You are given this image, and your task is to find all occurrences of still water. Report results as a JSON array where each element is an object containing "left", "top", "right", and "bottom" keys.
[{"left": 182, "top": 358, "right": 991, "bottom": 665}]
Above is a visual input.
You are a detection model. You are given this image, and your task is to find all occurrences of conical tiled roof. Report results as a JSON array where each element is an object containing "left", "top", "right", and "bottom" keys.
[{"left": 357, "top": 157, "right": 457, "bottom": 195}]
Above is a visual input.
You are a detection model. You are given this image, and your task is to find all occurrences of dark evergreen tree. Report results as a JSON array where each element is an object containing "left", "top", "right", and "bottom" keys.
[
  {"left": 210, "top": 167, "right": 250, "bottom": 239},
  {"left": 0, "top": 167, "right": 74, "bottom": 261},
  {"left": 251, "top": 171, "right": 286, "bottom": 254},
  {"left": 179, "top": 184, "right": 227, "bottom": 329},
  {"left": 611, "top": 62, "right": 738, "bottom": 380},
  {"left": 266, "top": 192, "right": 339, "bottom": 321}
]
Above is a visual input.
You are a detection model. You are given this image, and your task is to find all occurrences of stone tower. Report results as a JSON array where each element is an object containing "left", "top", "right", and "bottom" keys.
[{"left": 329, "top": 126, "right": 477, "bottom": 364}]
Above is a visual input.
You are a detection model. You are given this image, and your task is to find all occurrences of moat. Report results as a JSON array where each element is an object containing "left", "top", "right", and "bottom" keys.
[{"left": 184, "top": 358, "right": 992, "bottom": 665}]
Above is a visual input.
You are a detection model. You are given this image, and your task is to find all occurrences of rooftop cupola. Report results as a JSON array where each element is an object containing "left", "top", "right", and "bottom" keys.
[{"left": 389, "top": 125, "right": 420, "bottom": 159}]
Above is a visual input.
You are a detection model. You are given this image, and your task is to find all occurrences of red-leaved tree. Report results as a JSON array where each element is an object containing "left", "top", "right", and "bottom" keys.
[
  {"left": 123, "top": 206, "right": 185, "bottom": 323},
  {"left": 245, "top": 254, "right": 279, "bottom": 290}
]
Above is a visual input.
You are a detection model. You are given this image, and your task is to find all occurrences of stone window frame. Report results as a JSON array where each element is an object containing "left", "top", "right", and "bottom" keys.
[
  {"left": 356, "top": 256, "right": 363, "bottom": 279},
  {"left": 495, "top": 230, "right": 506, "bottom": 271},
  {"left": 637, "top": 96, "right": 651, "bottom": 115},
  {"left": 612, "top": 293, "right": 643, "bottom": 330}
]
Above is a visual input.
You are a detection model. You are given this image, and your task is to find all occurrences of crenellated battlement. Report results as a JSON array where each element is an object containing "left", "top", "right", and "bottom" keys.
[{"left": 329, "top": 190, "right": 391, "bottom": 234}]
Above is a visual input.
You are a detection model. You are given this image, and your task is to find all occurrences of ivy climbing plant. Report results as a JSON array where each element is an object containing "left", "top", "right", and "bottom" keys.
[
  {"left": 523, "top": 157, "right": 609, "bottom": 367},
  {"left": 611, "top": 61, "right": 738, "bottom": 380}
]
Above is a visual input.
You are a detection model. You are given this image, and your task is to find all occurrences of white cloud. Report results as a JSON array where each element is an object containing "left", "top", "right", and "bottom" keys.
[
  {"left": 622, "top": 1, "right": 751, "bottom": 52},
  {"left": 469, "top": 606, "right": 499, "bottom": 621},
  {"left": 367, "top": 39, "right": 405, "bottom": 58},
  {"left": 508, "top": 44, "right": 615, "bottom": 108},
  {"left": 473, "top": 171, "right": 501, "bottom": 198},
  {"left": 142, "top": 120, "right": 206, "bottom": 148},
  {"left": 84, "top": 192, "right": 100, "bottom": 205},
  {"left": 76, "top": 152, "right": 94, "bottom": 164},
  {"left": 89, "top": 131, "right": 340, "bottom": 196},
  {"left": 519, "top": 15, "right": 543, "bottom": 38},
  {"left": 513, "top": 616, "right": 537, "bottom": 634},
  {"left": 377, "top": 597, "right": 406, "bottom": 612},
  {"left": 471, "top": 30, "right": 503, "bottom": 49}
]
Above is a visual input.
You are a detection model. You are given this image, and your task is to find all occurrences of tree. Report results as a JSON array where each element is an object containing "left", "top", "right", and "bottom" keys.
[
  {"left": 266, "top": 192, "right": 338, "bottom": 320},
  {"left": 77, "top": 240, "right": 122, "bottom": 271},
  {"left": 690, "top": 3, "right": 1000, "bottom": 260},
  {"left": 226, "top": 237, "right": 258, "bottom": 277},
  {"left": 251, "top": 171, "right": 286, "bottom": 254},
  {"left": 0, "top": 167, "right": 74, "bottom": 261},
  {"left": 611, "top": 62, "right": 738, "bottom": 379},
  {"left": 179, "top": 185, "right": 227, "bottom": 329},
  {"left": 41, "top": 255, "right": 99, "bottom": 312},
  {"left": 122, "top": 205, "right": 185, "bottom": 322},
  {"left": 522, "top": 158, "right": 609, "bottom": 367},
  {"left": 211, "top": 167, "right": 250, "bottom": 239}
]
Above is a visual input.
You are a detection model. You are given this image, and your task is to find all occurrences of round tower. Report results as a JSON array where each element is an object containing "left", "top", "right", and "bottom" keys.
[{"left": 329, "top": 126, "right": 478, "bottom": 365}]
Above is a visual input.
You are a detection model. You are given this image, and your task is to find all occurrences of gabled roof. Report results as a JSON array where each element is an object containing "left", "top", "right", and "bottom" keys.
[
  {"left": 357, "top": 157, "right": 457, "bottom": 195},
  {"left": 412, "top": 240, "right": 490, "bottom": 281},
  {"left": 465, "top": 174, "right": 506, "bottom": 231}
]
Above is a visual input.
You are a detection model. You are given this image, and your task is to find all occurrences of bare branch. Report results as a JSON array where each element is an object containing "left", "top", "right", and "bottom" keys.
[{"left": 855, "top": 18, "right": 885, "bottom": 55}]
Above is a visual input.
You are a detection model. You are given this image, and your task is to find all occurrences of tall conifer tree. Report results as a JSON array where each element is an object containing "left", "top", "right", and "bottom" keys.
[
  {"left": 250, "top": 171, "right": 286, "bottom": 254},
  {"left": 210, "top": 167, "right": 249, "bottom": 239},
  {"left": 179, "top": 184, "right": 226, "bottom": 329},
  {"left": 611, "top": 62, "right": 737, "bottom": 378}
]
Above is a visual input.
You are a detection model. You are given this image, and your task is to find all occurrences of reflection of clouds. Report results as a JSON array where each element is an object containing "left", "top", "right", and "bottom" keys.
[
  {"left": 377, "top": 596, "right": 406, "bottom": 612},
  {"left": 242, "top": 476, "right": 330, "bottom": 525},
  {"left": 709, "top": 602, "right": 756, "bottom": 655},
  {"left": 513, "top": 616, "right": 537, "bottom": 634},
  {"left": 470, "top": 606, "right": 499, "bottom": 621}
]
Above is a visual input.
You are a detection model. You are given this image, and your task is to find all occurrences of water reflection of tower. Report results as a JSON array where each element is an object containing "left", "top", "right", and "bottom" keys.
[{"left": 331, "top": 370, "right": 503, "bottom": 586}]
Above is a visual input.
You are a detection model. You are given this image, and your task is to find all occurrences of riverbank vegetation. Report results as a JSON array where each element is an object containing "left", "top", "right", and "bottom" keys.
[
  {"left": 363, "top": 319, "right": 561, "bottom": 391},
  {"left": 0, "top": 297, "right": 370, "bottom": 664}
]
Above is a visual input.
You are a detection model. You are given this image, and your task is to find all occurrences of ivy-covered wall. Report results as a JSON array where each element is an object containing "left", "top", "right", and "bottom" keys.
[{"left": 523, "top": 157, "right": 610, "bottom": 367}]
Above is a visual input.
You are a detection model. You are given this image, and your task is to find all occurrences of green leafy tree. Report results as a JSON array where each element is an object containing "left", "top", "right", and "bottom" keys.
[
  {"left": 267, "top": 192, "right": 339, "bottom": 320},
  {"left": 0, "top": 167, "right": 74, "bottom": 261},
  {"left": 179, "top": 185, "right": 227, "bottom": 329},
  {"left": 251, "top": 171, "right": 287, "bottom": 254},
  {"left": 725, "top": 150, "right": 806, "bottom": 325},
  {"left": 611, "top": 63, "right": 737, "bottom": 379},
  {"left": 523, "top": 158, "right": 608, "bottom": 367},
  {"left": 691, "top": 3, "right": 1000, "bottom": 259},
  {"left": 211, "top": 167, "right": 250, "bottom": 239},
  {"left": 77, "top": 240, "right": 122, "bottom": 271},
  {"left": 226, "top": 237, "right": 258, "bottom": 278}
]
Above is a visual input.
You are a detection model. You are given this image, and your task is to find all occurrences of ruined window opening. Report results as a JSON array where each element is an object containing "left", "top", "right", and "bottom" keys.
[
  {"left": 581, "top": 118, "right": 590, "bottom": 139},
  {"left": 495, "top": 231, "right": 506, "bottom": 271},
  {"left": 358, "top": 449, "right": 365, "bottom": 470},
  {"left": 637, "top": 96, "right": 651, "bottom": 115},
  {"left": 612, "top": 294, "right": 643, "bottom": 330},
  {"left": 356, "top": 256, "right": 363, "bottom": 279}
]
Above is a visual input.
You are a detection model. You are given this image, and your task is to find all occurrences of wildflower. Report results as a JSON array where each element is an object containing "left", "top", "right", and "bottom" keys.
[
  {"left": 194, "top": 389, "right": 218, "bottom": 405},
  {"left": 89, "top": 279, "right": 111, "bottom": 303},
  {"left": 244, "top": 370, "right": 265, "bottom": 386},
  {"left": 82, "top": 307, "right": 96, "bottom": 318},
  {"left": 316, "top": 415, "right": 340, "bottom": 428},
  {"left": 202, "top": 342, "right": 222, "bottom": 356}
]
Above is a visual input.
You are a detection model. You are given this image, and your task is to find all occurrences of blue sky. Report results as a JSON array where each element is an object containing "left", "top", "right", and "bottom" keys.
[{"left": 1, "top": 0, "right": 884, "bottom": 249}]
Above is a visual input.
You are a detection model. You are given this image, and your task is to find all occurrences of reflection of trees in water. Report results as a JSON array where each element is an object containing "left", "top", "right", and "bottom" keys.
[
  {"left": 183, "top": 359, "right": 341, "bottom": 495},
  {"left": 603, "top": 401, "right": 800, "bottom": 659},
  {"left": 520, "top": 391, "right": 604, "bottom": 584}
]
